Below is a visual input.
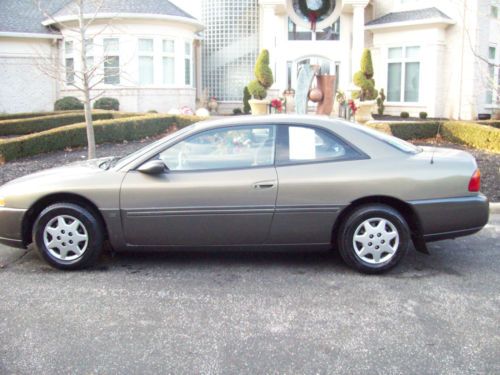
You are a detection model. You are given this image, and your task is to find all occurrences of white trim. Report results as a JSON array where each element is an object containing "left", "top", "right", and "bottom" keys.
[
  {"left": 0, "top": 31, "right": 62, "bottom": 39},
  {"left": 42, "top": 13, "right": 204, "bottom": 31},
  {"left": 365, "top": 18, "right": 456, "bottom": 31}
]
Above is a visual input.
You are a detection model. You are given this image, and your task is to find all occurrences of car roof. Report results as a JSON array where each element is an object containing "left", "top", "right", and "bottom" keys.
[{"left": 192, "top": 114, "right": 353, "bottom": 132}]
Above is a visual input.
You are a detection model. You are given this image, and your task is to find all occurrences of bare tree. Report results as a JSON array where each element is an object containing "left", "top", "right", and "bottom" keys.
[{"left": 35, "top": 0, "right": 113, "bottom": 159}]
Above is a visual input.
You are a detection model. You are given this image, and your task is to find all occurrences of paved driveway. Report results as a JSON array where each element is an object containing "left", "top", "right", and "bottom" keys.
[{"left": 0, "top": 216, "right": 499, "bottom": 375}]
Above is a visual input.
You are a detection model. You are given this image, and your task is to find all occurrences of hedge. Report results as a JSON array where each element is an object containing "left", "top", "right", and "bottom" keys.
[
  {"left": 0, "top": 111, "right": 82, "bottom": 121},
  {"left": 366, "top": 122, "right": 440, "bottom": 140},
  {"left": 367, "top": 120, "right": 500, "bottom": 153},
  {"left": 0, "top": 112, "right": 115, "bottom": 136},
  {"left": 476, "top": 120, "right": 500, "bottom": 129},
  {"left": 441, "top": 121, "right": 500, "bottom": 153},
  {"left": 0, "top": 114, "right": 203, "bottom": 161}
]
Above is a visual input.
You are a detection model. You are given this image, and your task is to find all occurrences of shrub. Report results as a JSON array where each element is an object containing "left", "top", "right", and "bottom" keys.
[
  {"left": 476, "top": 120, "right": 500, "bottom": 129},
  {"left": 376, "top": 89, "right": 385, "bottom": 115},
  {"left": 0, "top": 112, "right": 114, "bottom": 136},
  {"left": 0, "top": 115, "right": 203, "bottom": 162},
  {"left": 366, "top": 122, "right": 440, "bottom": 140},
  {"left": 54, "top": 96, "right": 84, "bottom": 111},
  {"left": 400, "top": 112, "right": 410, "bottom": 119},
  {"left": 419, "top": 112, "right": 428, "bottom": 120},
  {"left": 254, "top": 50, "right": 274, "bottom": 89},
  {"left": 247, "top": 50, "right": 274, "bottom": 100},
  {"left": 233, "top": 108, "right": 243, "bottom": 115},
  {"left": 353, "top": 49, "right": 378, "bottom": 101},
  {"left": 243, "top": 86, "right": 251, "bottom": 114},
  {"left": 93, "top": 97, "right": 119, "bottom": 111},
  {"left": 0, "top": 111, "right": 71, "bottom": 121},
  {"left": 147, "top": 110, "right": 158, "bottom": 114},
  {"left": 248, "top": 80, "right": 267, "bottom": 100},
  {"left": 441, "top": 121, "right": 500, "bottom": 153}
]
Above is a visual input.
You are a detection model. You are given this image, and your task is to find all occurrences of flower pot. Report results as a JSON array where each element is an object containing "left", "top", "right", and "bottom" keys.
[
  {"left": 355, "top": 100, "right": 376, "bottom": 124},
  {"left": 249, "top": 99, "right": 269, "bottom": 115}
]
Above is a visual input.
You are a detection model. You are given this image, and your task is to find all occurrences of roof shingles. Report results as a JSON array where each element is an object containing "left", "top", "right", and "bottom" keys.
[
  {"left": 366, "top": 7, "right": 452, "bottom": 27},
  {"left": 0, "top": 0, "right": 195, "bottom": 35}
]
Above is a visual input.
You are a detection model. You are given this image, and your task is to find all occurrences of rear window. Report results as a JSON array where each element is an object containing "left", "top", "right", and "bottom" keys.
[{"left": 352, "top": 124, "right": 422, "bottom": 154}]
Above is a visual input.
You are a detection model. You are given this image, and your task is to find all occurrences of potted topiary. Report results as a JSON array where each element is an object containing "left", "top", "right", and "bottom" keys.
[
  {"left": 248, "top": 49, "right": 274, "bottom": 115},
  {"left": 353, "top": 49, "right": 378, "bottom": 123}
]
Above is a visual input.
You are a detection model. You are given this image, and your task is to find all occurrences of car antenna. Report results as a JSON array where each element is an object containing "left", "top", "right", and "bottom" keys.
[{"left": 430, "top": 121, "right": 443, "bottom": 165}]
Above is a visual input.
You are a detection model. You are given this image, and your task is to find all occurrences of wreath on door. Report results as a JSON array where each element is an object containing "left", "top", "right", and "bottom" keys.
[{"left": 298, "top": 0, "right": 331, "bottom": 31}]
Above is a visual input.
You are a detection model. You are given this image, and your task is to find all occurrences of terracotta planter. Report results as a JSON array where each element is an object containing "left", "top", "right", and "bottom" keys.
[
  {"left": 249, "top": 99, "right": 269, "bottom": 115},
  {"left": 355, "top": 100, "right": 376, "bottom": 124},
  {"left": 316, "top": 75, "right": 336, "bottom": 115}
]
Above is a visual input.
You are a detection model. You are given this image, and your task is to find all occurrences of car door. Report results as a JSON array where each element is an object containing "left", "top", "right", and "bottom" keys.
[
  {"left": 120, "top": 124, "right": 278, "bottom": 247},
  {"left": 269, "top": 124, "right": 369, "bottom": 245}
]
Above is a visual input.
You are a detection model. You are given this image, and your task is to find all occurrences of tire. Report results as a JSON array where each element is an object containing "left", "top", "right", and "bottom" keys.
[
  {"left": 32, "top": 203, "right": 104, "bottom": 270},
  {"left": 337, "top": 204, "right": 410, "bottom": 274}
]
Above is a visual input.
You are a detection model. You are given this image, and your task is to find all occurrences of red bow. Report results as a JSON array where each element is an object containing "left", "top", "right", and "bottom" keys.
[{"left": 308, "top": 11, "right": 319, "bottom": 31}]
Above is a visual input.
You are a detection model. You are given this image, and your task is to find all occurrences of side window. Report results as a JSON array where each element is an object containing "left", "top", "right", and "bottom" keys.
[
  {"left": 159, "top": 126, "right": 276, "bottom": 171},
  {"left": 277, "top": 126, "right": 362, "bottom": 164}
]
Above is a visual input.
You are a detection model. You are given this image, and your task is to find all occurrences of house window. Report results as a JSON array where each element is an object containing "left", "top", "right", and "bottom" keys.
[
  {"left": 387, "top": 46, "right": 420, "bottom": 103},
  {"left": 184, "top": 42, "right": 192, "bottom": 86},
  {"left": 486, "top": 46, "right": 497, "bottom": 105},
  {"left": 138, "top": 38, "right": 154, "bottom": 85},
  {"left": 162, "top": 39, "right": 175, "bottom": 85},
  {"left": 104, "top": 38, "right": 120, "bottom": 85},
  {"left": 491, "top": 5, "right": 498, "bottom": 18},
  {"left": 84, "top": 39, "right": 93, "bottom": 70},
  {"left": 288, "top": 18, "right": 340, "bottom": 41},
  {"left": 64, "top": 41, "right": 74, "bottom": 85}
]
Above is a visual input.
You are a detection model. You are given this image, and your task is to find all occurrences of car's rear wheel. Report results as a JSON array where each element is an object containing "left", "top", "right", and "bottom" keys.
[
  {"left": 337, "top": 204, "right": 410, "bottom": 274},
  {"left": 33, "top": 203, "right": 104, "bottom": 270}
]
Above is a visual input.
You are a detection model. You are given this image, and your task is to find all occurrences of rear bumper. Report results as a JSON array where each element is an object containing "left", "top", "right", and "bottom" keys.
[
  {"left": 410, "top": 195, "right": 489, "bottom": 242},
  {"left": 0, "top": 207, "right": 27, "bottom": 249}
]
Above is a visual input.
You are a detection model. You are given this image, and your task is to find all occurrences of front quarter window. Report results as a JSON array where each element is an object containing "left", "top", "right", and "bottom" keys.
[{"left": 159, "top": 125, "right": 276, "bottom": 171}]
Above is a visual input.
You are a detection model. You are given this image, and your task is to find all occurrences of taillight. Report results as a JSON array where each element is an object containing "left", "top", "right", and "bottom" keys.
[{"left": 468, "top": 169, "right": 481, "bottom": 192}]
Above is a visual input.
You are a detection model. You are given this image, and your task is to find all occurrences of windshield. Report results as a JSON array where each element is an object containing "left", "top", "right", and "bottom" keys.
[
  {"left": 351, "top": 123, "right": 422, "bottom": 154},
  {"left": 113, "top": 124, "right": 198, "bottom": 169}
]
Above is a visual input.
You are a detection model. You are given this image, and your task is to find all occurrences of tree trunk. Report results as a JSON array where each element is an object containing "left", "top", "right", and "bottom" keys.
[{"left": 78, "top": 0, "right": 96, "bottom": 159}]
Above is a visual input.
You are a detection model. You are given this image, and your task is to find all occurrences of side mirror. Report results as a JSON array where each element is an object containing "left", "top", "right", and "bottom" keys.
[{"left": 138, "top": 160, "right": 167, "bottom": 175}]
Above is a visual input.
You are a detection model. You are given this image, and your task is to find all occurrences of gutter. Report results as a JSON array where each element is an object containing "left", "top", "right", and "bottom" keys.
[{"left": 0, "top": 31, "right": 62, "bottom": 40}]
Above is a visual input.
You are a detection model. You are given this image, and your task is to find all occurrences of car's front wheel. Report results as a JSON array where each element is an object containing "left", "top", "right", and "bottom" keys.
[
  {"left": 337, "top": 204, "right": 410, "bottom": 274},
  {"left": 33, "top": 203, "right": 104, "bottom": 270}
]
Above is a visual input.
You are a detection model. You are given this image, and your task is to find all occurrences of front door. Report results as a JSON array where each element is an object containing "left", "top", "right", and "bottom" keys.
[{"left": 120, "top": 125, "right": 277, "bottom": 247}]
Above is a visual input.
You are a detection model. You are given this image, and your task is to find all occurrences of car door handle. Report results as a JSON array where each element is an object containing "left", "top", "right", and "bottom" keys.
[{"left": 253, "top": 181, "right": 276, "bottom": 190}]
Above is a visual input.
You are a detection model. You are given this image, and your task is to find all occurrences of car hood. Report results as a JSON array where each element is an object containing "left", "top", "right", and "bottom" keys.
[{"left": 2, "top": 157, "right": 113, "bottom": 188}]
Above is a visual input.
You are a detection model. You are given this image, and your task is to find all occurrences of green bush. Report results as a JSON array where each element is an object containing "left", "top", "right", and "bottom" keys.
[
  {"left": 0, "top": 112, "right": 114, "bottom": 136},
  {"left": 54, "top": 96, "right": 84, "bottom": 111},
  {"left": 441, "top": 121, "right": 500, "bottom": 153},
  {"left": 400, "top": 112, "right": 410, "bottom": 119},
  {"left": 419, "top": 112, "right": 428, "bottom": 120},
  {"left": 376, "top": 89, "right": 385, "bottom": 115},
  {"left": 353, "top": 49, "right": 378, "bottom": 101},
  {"left": 367, "top": 122, "right": 440, "bottom": 140},
  {"left": 248, "top": 80, "right": 267, "bottom": 100},
  {"left": 93, "top": 97, "right": 119, "bottom": 111},
  {"left": 0, "top": 115, "right": 204, "bottom": 162},
  {"left": 476, "top": 120, "right": 500, "bottom": 129},
  {"left": 254, "top": 49, "right": 273, "bottom": 89},
  {"left": 243, "top": 86, "right": 251, "bottom": 114},
  {"left": 0, "top": 111, "right": 76, "bottom": 121},
  {"left": 233, "top": 108, "right": 243, "bottom": 115},
  {"left": 247, "top": 50, "right": 274, "bottom": 100}
]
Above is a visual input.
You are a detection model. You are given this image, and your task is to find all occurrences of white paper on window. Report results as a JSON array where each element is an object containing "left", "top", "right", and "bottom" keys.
[{"left": 289, "top": 127, "right": 316, "bottom": 160}]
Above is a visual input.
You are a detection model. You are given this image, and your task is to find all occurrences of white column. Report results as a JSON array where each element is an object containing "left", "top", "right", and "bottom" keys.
[{"left": 351, "top": 4, "right": 366, "bottom": 74}]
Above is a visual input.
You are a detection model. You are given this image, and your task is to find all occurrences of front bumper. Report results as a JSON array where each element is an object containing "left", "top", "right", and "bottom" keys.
[
  {"left": 0, "top": 207, "right": 27, "bottom": 249},
  {"left": 410, "top": 194, "right": 489, "bottom": 242}
]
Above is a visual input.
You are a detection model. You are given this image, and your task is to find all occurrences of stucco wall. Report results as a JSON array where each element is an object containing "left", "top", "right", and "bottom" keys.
[{"left": 0, "top": 37, "right": 58, "bottom": 113}]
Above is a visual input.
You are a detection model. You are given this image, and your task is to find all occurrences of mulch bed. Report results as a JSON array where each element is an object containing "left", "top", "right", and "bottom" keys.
[
  {"left": 0, "top": 137, "right": 498, "bottom": 202},
  {"left": 372, "top": 114, "right": 448, "bottom": 122}
]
